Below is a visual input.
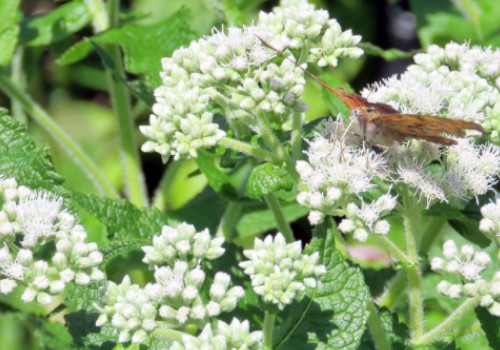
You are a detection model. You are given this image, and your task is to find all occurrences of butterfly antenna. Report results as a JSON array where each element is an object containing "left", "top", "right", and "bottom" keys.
[
  {"left": 317, "top": 49, "right": 353, "bottom": 93},
  {"left": 256, "top": 35, "right": 350, "bottom": 102}
]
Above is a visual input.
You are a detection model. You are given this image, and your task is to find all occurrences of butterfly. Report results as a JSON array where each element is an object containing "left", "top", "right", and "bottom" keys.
[{"left": 257, "top": 36, "right": 485, "bottom": 145}]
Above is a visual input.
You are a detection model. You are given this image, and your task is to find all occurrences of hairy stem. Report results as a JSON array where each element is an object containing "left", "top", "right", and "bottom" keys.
[
  {"left": 291, "top": 111, "right": 303, "bottom": 160},
  {"left": 401, "top": 188, "right": 425, "bottom": 343},
  {"left": 417, "top": 295, "right": 481, "bottom": 345},
  {"left": 0, "top": 74, "right": 118, "bottom": 198},
  {"left": 219, "top": 137, "right": 281, "bottom": 163}
]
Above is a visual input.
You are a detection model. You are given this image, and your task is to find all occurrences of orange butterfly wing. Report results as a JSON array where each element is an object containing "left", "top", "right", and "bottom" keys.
[{"left": 368, "top": 113, "right": 484, "bottom": 145}]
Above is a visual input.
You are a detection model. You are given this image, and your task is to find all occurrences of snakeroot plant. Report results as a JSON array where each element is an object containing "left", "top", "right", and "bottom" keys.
[{"left": 1, "top": 0, "right": 500, "bottom": 349}]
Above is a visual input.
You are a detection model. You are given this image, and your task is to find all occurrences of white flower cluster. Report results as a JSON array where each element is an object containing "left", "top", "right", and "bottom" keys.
[
  {"left": 431, "top": 240, "right": 500, "bottom": 316},
  {"left": 140, "top": 0, "right": 363, "bottom": 160},
  {"left": 0, "top": 177, "right": 104, "bottom": 305},
  {"left": 363, "top": 42, "right": 500, "bottom": 135},
  {"left": 239, "top": 233, "right": 325, "bottom": 310},
  {"left": 479, "top": 198, "right": 500, "bottom": 238},
  {"left": 142, "top": 222, "right": 224, "bottom": 268},
  {"left": 296, "top": 118, "right": 388, "bottom": 225},
  {"left": 338, "top": 193, "right": 397, "bottom": 242},
  {"left": 171, "top": 318, "right": 262, "bottom": 350},
  {"left": 393, "top": 139, "right": 500, "bottom": 204},
  {"left": 94, "top": 223, "right": 244, "bottom": 344}
]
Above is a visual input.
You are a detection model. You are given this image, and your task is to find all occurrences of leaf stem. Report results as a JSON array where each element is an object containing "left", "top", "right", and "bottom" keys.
[
  {"left": 263, "top": 311, "right": 277, "bottom": 349},
  {"left": 375, "top": 235, "right": 411, "bottom": 265},
  {"left": 0, "top": 74, "right": 118, "bottom": 198},
  {"left": 264, "top": 193, "right": 294, "bottom": 242},
  {"left": 102, "top": 0, "right": 148, "bottom": 207},
  {"left": 219, "top": 136, "right": 281, "bottom": 163},
  {"left": 327, "top": 216, "right": 349, "bottom": 258},
  {"left": 416, "top": 295, "right": 481, "bottom": 345},
  {"left": 366, "top": 301, "right": 392, "bottom": 350},
  {"left": 291, "top": 111, "right": 303, "bottom": 160},
  {"left": 256, "top": 111, "right": 300, "bottom": 183}
]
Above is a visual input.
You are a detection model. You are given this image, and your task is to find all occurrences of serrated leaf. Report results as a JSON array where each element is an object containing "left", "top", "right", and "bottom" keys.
[
  {"left": 19, "top": 2, "right": 91, "bottom": 46},
  {"left": 475, "top": 306, "right": 500, "bottom": 349},
  {"left": 0, "top": 110, "right": 67, "bottom": 195},
  {"left": 0, "top": 0, "right": 20, "bottom": 66},
  {"left": 246, "top": 163, "right": 293, "bottom": 199},
  {"left": 57, "top": 8, "right": 196, "bottom": 87},
  {"left": 196, "top": 149, "right": 238, "bottom": 200},
  {"left": 100, "top": 239, "right": 149, "bottom": 266},
  {"left": 65, "top": 282, "right": 103, "bottom": 311},
  {"left": 426, "top": 203, "right": 491, "bottom": 247},
  {"left": 65, "top": 310, "right": 103, "bottom": 349},
  {"left": 273, "top": 221, "right": 370, "bottom": 350},
  {"left": 72, "top": 192, "right": 171, "bottom": 240}
]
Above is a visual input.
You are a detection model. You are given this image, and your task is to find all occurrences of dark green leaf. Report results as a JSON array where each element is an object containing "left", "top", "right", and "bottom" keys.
[
  {"left": 475, "top": 306, "right": 500, "bottom": 350},
  {"left": 360, "top": 307, "right": 410, "bottom": 350},
  {"left": 0, "top": 110, "right": 67, "bottom": 195},
  {"left": 196, "top": 149, "right": 238, "bottom": 200},
  {"left": 426, "top": 203, "right": 491, "bottom": 248},
  {"left": 246, "top": 163, "right": 293, "bottom": 199},
  {"left": 100, "top": 239, "right": 149, "bottom": 267},
  {"left": 0, "top": 0, "right": 20, "bottom": 66},
  {"left": 19, "top": 2, "right": 91, "bottom": 46},
  {"left": 273, "top": 221, "right": 370, "bottom": 349},
  {"left": 72, "top": 192, "right": 172, "bottom": 240},
  {"left": 57, "top": 8, "right": 196, "bottom": 87}
]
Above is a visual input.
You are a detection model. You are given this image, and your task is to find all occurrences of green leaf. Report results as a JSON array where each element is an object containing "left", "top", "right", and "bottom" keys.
[
  {"left": 475, "top": 306, "right": 500, "bottom": 349},
  {"left": 246, "top": 163, "right": 293, "bottom": 199},
  {"left": 72, "top": 192, "right": 172, "bottom": 240},
  {"left": 425, "top": 203, "right": 491, "bottom": 248},
  {"left": 64, "top": 282, "right": 103, "bottom": 311},
  {"left": 65, "top": 310, "right": 110, "bottom": 349},
  {"left": 222, "top": 0, "right": 247, "bottom": 26},
  {"left": 19, "top": 2, "right": 91, "bottom": 46},
  {"left": 196, "top": 149, "right": 238, "bottom": 200},
  {"left": 57, "top": 7, "right": 196, "bottom": 87},
  {"left": 0, "top": 0, "right": 21, "bottom": 66},
  {"left": 360, "top": 307, "right": 410, "bottom": 350},
  {"left": 359, "top": 42, "right": 415, "bottom": 61},
  {"left": 273, "top": 221, "right": 370, "bottom": 350},
  {"left": 0, "top": 109, "right": 67, "bottom": 195},
  {"left": 100, "top": 239, "right": 149, "bottom": 267},
  {"left": 235, "top": 202, "right": 308, "bottom": 240}
]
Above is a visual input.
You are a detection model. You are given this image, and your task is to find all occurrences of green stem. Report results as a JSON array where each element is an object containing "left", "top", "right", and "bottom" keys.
[
  {"left": 10, "top": 47, "right": 27, "bottom": 124},
  {"left": 103, "top": 0, "right": 148, "bottom": 207},
  {"left": 255, "top": 112, "right": 300, "bottom": 183},
  {"left": 378, "top": 217, "right": 445, "bottom": 310},
  {"left": 152, "top": 159, "right": 179, "bottom": 211},
  {"left": 418, "top": 216, "right": 445, "bottom": 253},
  {"left": 328, "top": 216, "right": 349, "bottom": 258},
  {"left": 416, "top": 296, "right": 481, "bottom": 345},
  {"left": 219, "top": 137, "right": 280, "bottom": 163},
  {"left": 83, "top": 0, "right": 109, "bottom": 32},
  {"left": 215, "top": 200, "right": 243, "bottom": 238},
  {"left": 378, "top": 272, "right": 406, "bottom": 310},
  {"left": 366, "top": 301, "right": 392, "bottom": 350},
  {"left": 264, "top": 193, "right": 294, "bottom": 243},
  {"left": 263, "top": 312, "right": 277, "bottom": 349},
  {"left": 0, "top": 74, "right": 118, "bottom": 198},
  {"left": 375, "top": 235, "right": 411, "bottom": 265},
  {"left": 291, "top": 111, "right": 302, "bottom": 160},
  {"left": 401, "top": 188, "right": 424, "bottom": 343}
]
